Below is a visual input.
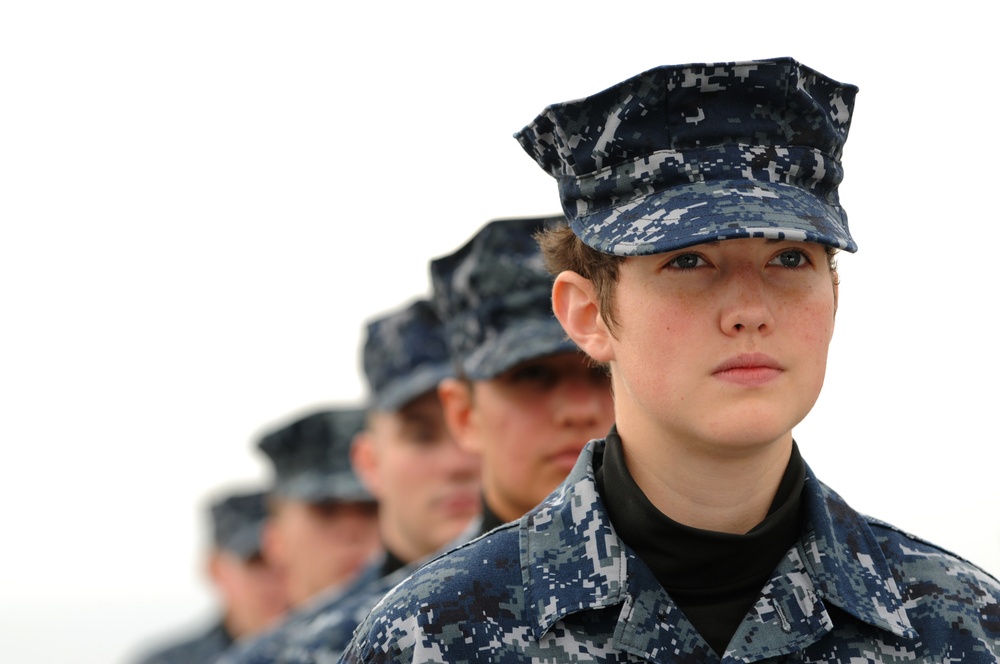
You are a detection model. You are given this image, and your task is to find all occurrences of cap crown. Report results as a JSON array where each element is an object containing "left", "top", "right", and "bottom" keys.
[
  {"left": 210, "top": 489, "right": 267, "bottom": 559},
  {"left": 430, "top": 216, "right": 579, "bottom": 380},
  {"left": 515, "top": 57, "right": 859, "bottom": 255},
  {"left": 362, "top": 299, "right": 452, "bottom": 411},
  {"left": 257, "top": 408, "right": 371, "bottom": 502}
]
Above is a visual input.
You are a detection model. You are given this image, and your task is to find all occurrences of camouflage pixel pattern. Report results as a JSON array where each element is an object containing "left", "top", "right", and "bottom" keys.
[
  {"left": 133, "top": 621, "right": 232, "bottom": 664},
  {"left": 362, "top": 298, "right": 453, "bottom": 412},
  {"left": 341, "top": 439, "right": 1000, "bottom": 663},
  {"left": 430, "top": 216, "right": 582, "bottom": 381},
  {"left": 216, "top": 563, "right": 383, "bottom": 664},
  {"left": 257, "top": 408, "right": 373, "bottom": 503},
  {"left": 274, "top": 563, "right": 415, "bottom": 664},
  {"left": 218, "top": 519, "right": 484, "bottom": 664},
  {"left": 210, "top": 489, "right": 268, "bottom": 560},
  {"left": 271, "top": 517, "right": 484, "bottom": 664},
  {"left": 514, "top": 57, "right": 860, "bottom": 256}
]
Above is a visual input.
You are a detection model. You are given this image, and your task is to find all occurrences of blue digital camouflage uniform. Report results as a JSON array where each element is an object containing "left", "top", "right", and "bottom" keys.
[
  {"left": 212, "top": 409, "right": 374, "bottom": 663},
  {"left": 340, "top": 439, "right": 1000, "bottom": 663},
  {"left": 337, "top": 57, "right": 1000, "bottom": 662},
  {"left": 137, "top": 622, "right": 234, "bottom": 664},
  {"left": 228, "top": 518, "right": 483, "bottom": 664},
  {"left": 217, "top": 300, "right": 466, "bottom": 664},
  {"left": 134, "top": 490, "right": 269, "bottom": 664},
  {"left": 215, "top": 563, "right": 382, "bottom": 664},
  {"left": 250, "top": 220, "right": 592, "bottom": 663}
]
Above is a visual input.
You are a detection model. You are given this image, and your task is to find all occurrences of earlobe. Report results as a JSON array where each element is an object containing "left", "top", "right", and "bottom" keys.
[
  {"left": 206, "top": 551, "right": 236, "bottom": 599},
  {"left": 552, "top": 271, "right": 614, "bottom": 363},
  {"left": 438, "top": 378, "right": 481, "bottom": 454},
  {"left": 206, "top": 550, "right": 223, "bottom": 584},
  {"left": 262, "top": 518, "right": 284, "bottom": 568}
]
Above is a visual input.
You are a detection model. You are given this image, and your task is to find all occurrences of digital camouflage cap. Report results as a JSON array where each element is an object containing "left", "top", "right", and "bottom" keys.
[
  {"left": 515, "top": 57, "right": 859, "bottom": 256},
  {"left": 430, "top": 216, "right": 581, "bottom": 381},
  {"left": 257, "top": 408, "right": 373, "bottom": 503},
  {"left": 209, "top": 489, "right": 268, "bottom": 560},
  {"left": 362, "top": 298, "right": 453, "bottom": 412}
]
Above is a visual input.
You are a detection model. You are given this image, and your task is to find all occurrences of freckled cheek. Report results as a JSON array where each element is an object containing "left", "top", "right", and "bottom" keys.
[
  {"left": 785, "top": 300, "right": 836, "bottom": 381},
  {"left": 809, "top": 298, "right": 838, "bottom": 342},
  {"left": 782, "top": 287, "right": 837, "bottom": 336},
  {"left": 638, "top": 308, "right": 696, "bottom": 353},
  {"left": 796, "top": 311, "right": 834, "bottom": 344},
  {"left": 618, "top": 317, "right": 691, "bottom": 393}
]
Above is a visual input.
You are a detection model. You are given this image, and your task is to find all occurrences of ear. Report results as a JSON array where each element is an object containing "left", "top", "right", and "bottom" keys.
[
  {"left": 437, "top": 378, "right": 481, "bottom": 454},
  {"left": 350, "top": 430, "right": 382, "bottom": 499},
  {"left": 261, "top": 517, "right": 284, "bottom": 569},
  {"left": 206, "top": 549, "right": 223, "bottom": 585},
  {"left": 204, "top": 550, "right": 233, "bottom": 606},
  {"left": 552, "top": 271, "right": 614, "bottom": 363}
]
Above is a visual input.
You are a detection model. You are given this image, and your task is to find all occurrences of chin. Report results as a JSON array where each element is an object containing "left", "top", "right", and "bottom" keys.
[{"left": 701, "top": 413, "right": 805, "bottom": 450}]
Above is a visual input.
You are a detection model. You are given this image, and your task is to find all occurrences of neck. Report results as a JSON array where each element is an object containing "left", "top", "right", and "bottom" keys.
[
  {"left": 614, "top": 420, "right": 794, "bottom": 534},
  {"left": 220, "top": 612, "right": 244, "bottom": 641},
  {"left": 381, "top": 527, "right": 420, "bottom": 565}
]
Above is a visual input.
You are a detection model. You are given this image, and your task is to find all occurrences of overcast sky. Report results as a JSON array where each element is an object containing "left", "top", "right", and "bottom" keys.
[{"left": 2, "top": 3, "right": 997, "bottom": 663}]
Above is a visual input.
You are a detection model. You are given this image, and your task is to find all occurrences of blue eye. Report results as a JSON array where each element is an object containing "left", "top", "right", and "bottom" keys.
[
  {"left": 667, "top": 253, "right": 705, "bottom": 269},
  {"left": 769, "top": 250, "right": 809, "bottom": 268}
]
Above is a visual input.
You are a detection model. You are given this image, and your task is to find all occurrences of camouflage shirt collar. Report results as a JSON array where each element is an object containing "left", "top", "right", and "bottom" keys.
[
  {"left": 796, "top": 469, "right": 916, "bottom": 638},
  {"left": 520, "top": 439, "right": 916, "bottom": 648}
]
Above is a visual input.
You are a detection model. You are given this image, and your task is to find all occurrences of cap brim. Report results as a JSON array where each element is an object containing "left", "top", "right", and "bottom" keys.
[
  {"left": 221, "top": 522, "right": 265, "bottom": 560},
  {"left": 462, "top": 316, "right": 581, "bottom": 380},
  {"left": 275, "top": 472, "right": 375, "bottom": 504},
  {"left": 574, "top": 179, "right": 857, "bottom": 256},
  {"left": 371, "top": 361, "right": 453, "bottom": 412}
]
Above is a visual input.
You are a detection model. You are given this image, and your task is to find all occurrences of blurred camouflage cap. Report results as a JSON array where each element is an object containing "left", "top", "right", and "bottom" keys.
[
  {"left": 362, "top": 298, "right": 453, "bottom": 412},
  {"left": 257, "top": 408, "right": 373, "bottom": 503},
  {"left": 210, "top": 489, "right": 268, "bottom": 560},
  {"left": 431, "top": 216, "right": 581, "bottom": 381},
  {"left": 515, "top": 57, "right": 859, "bottom": 256}
]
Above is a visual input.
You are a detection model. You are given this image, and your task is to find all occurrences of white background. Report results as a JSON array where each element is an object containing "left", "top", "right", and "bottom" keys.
[{"left": 2, "top": 3, "right": 997, "bottom": 663}]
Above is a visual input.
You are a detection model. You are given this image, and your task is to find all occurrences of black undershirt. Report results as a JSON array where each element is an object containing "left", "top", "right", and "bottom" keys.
[
  {"left": 478, "top": 497, "right": 508, "bottom": 536},
  {"left": 595, "top": 428, "right": 805, "bottom": 656},
  {"left": 379, "top": 548, "right": 408, "bottom": 578}
]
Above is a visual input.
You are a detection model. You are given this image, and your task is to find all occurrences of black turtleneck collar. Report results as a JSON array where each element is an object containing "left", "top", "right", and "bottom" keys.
[
  {"left": 595, "top": 427, "right": 806, "bottom": 656},
  {"left": 379, "top": 547, "right": 408, "bottom": 578},
  {"left": 478, "top": 496, "right": 508, "bottom": 535}
]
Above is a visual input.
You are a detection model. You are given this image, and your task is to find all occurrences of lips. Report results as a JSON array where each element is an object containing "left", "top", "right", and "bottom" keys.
[
  {"left": 437, "top": 491, "right": 481, "bottom": 516},
  {"left": 712, "top": 353, "right": 783, "bottom": 386},
  {"left": 547, "top": 442, "right": 587, "bottom": 469}
]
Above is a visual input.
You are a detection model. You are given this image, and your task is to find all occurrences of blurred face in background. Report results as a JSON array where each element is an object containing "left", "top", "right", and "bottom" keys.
[
  {"left": 263, "top": 498, "right": 380, "bottom": 607},
  {"left": 440, "top": 351, "right": 615, "bottom": 523},
  {"left": 208, "top": 550, "right": 287, "bottom": 638},
  {"left": 352, "top": 390, "right": 481, "bottom": 564}
]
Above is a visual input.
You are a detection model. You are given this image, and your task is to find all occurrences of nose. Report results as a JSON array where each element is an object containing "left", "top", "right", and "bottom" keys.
[{"left": 719, "top": 266, "right": 774, "bottom": 336}]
